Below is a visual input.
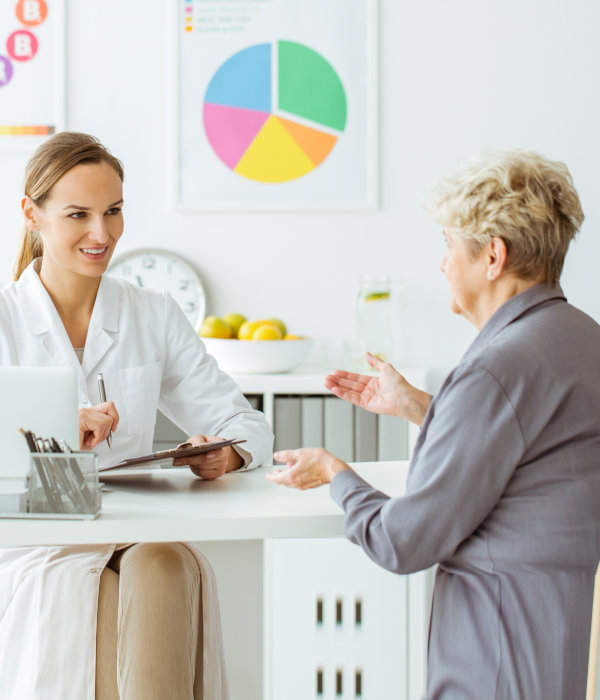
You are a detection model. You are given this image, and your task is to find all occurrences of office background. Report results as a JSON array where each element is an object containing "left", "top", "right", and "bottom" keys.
[
  {"left": 0, "top": 0, "right": 598, "bottom": 390},
  {"left": 0, "top": 3, "right": 598, "bottom": 696}
]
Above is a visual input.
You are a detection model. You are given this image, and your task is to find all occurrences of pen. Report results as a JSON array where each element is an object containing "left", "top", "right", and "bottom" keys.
[
  {"left": 42, "top": 438, "right": 83, "bottom": 512},
  {"left": 96, "top": 373, "right": 112, "bottom": 448},
  {"left": 58, "top": 438, "right": 95, "bottom": 512},
  {"left": 20, "top": 428, "right": 55, "bottom": 512},
  {"left": 34, "top": 436, "right": 63, "bottom": 512},
  {"left": 19, "top": 427, "right": 37, "bottom": 453}
]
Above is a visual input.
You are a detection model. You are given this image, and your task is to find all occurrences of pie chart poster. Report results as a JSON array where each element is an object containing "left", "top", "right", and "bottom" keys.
[{"left": 174, "top": 0, "right": 376, "bottom": 210}]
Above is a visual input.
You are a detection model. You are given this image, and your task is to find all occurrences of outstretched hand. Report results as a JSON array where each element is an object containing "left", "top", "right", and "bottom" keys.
[
  {"left": 324, "top": 352, "right": 432, "bottom": 426},
  {"left": 266, "top": 447, "right": 351, "bottom": 490}
]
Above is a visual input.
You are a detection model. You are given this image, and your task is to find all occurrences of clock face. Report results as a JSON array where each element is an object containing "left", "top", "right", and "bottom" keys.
[{"left": 107, "top": 248, "right": 206, "bottom": 331}]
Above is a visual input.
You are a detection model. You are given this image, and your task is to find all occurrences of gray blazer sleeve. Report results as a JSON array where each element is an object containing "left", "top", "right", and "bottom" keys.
[{"left": 330, "top": 362, "right": 526, "bottom": 574}]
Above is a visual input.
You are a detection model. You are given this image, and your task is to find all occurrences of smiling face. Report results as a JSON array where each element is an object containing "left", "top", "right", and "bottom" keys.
[
  {"left": 23, "top": 160, "right": 124, "bottom": 281},
  {"left": 440, "top": 228, "right": 488, "bottom": 324}
]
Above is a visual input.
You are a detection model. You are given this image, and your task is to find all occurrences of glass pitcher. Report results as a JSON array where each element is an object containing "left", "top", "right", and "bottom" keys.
[{"left": 355, "top": 274, "right": 394, "bottom": 368}]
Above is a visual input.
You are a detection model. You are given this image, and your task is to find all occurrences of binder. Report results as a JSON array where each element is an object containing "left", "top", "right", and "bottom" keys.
[
  {"left": 274, "top": 397, "right": 301, "bottom": 452},
  {"left": 323, "top": 397, "right": 353, "bottom": 462}
]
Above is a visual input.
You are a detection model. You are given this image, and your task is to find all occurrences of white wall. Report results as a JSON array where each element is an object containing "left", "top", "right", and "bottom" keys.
[{"left": 1, "top": 0, "right": 598, "bottom": 389}]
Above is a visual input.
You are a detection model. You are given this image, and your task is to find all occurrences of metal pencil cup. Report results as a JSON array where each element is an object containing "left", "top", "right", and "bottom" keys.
[{"left": 28, "top": 452, "right": 101, "bottom": 519}]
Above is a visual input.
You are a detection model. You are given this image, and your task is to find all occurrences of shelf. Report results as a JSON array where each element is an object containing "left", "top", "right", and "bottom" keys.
[{"left": 231, "top": 365, "right": 428, "bottom": 395}]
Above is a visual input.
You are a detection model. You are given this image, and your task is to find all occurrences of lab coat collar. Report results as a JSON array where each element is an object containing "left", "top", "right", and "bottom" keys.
[
  {"left": 16, "top": 259, "right": 120, "bottom": 377},
  {"left": 16, "top": 259, "right": 60, "bottom": 336},
  {"left": 81, "top": 275, "right": 119, "bottom": 375},
  {"left": 463, "top": 283, "right": 566, "bottom": 361}
]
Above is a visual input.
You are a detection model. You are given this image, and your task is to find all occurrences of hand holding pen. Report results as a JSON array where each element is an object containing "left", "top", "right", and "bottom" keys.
[{"left": 79, "top": 393, "right": 119, "bottom": 449}]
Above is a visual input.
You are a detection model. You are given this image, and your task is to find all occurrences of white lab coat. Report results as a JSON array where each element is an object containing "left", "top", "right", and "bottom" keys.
[{"left": 0, "top": 260, "right": 274, "bottom": 700}]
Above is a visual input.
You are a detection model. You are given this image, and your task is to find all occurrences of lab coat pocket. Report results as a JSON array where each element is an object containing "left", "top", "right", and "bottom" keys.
[{"left": 120, "top": 361, "right": 162, "bottom": 434}]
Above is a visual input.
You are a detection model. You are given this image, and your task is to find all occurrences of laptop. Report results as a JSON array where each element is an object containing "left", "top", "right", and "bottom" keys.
[{"left": 0, "top": 366, "right": 79, "bottom": 480}]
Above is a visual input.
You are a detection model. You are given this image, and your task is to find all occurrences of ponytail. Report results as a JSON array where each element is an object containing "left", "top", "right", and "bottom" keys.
[{"left": 13, "top": 225, "right": 43, "bottom": 281}]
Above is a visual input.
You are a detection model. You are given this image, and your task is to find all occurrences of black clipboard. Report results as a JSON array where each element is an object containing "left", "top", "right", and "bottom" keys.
[{"left": 99, "top": 438, "right": 246, "bottom": 472}]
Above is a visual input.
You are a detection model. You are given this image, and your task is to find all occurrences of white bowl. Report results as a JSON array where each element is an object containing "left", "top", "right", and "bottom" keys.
[{"left": 202, "top": 337, "right": 313, "bottom": 374}]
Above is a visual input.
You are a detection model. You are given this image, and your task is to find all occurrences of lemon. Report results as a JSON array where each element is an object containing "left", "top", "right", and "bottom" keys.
[
  {"left": 252, "top": 324, "right": 283, "bottom": 340},
  {"left": 199, "top": 316, "right": 232, "bottom": 339},
  {"left": 238, "top": 320, "right": 263, "bottom": 340},
  {"left": 364, "top": 292, "right": 390, "bottom": 302},
  {"left": 223, "top": 313, "right": 247, "bottom": 337},
  {"left": 265, "top": 317, "right": 287, "bottom": 337},
  {"left": 284, "top": 333, "right": 301, "bottom": 340}
]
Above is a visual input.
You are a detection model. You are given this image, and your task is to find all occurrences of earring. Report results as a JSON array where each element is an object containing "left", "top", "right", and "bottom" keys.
[{"left": 487, "top": 271, "right": 493, "bottom": 280}]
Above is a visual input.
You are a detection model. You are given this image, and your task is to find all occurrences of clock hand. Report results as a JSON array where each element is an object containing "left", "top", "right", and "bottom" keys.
[{"left": 136, "top": 275, "right": 144, "bottom": 288}]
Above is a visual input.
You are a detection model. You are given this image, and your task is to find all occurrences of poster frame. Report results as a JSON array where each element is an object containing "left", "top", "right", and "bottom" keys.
[
  {"left": 168, "top": 0, "right": 379, "bottom": 212},
  {"left": 0, "top": 0, "right": 65, "bottom": 153}
]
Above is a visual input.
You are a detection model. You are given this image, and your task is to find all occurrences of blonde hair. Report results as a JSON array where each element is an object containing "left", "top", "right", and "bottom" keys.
[
  {"left": 14, "top": 132, "right": 124, "bottom": 280},
  {"left": 429, "top": 150, "right": 584, "bottom": 285}
]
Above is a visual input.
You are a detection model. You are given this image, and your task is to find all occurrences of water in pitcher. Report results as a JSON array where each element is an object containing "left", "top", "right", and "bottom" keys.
[{"left": 356, "top": 274, "right": 394, "bottom": 367}]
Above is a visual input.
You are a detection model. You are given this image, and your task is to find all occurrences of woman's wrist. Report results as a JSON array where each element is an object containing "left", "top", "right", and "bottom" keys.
[
  {"left": 226, "top": 446, "right": 244, "bottom": 472},
  {"left": 325, "top": 452, "right": 351, "bottom": 482},
  {"left": 396, "top": 386, "right": 432, "bottom": 426}
]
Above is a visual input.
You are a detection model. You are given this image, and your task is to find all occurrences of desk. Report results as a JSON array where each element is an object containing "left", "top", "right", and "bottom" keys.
[
  {"left": 0, "top": 461, "right": 430, "bottom": 700},
  {"left": 0, "top": 461, "right": 409, "bottom": 546}
]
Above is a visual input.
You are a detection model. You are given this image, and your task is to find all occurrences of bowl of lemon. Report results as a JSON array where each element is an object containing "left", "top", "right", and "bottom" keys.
[{"left": 199, "top": 313, "right": 312, "bottom": 374}]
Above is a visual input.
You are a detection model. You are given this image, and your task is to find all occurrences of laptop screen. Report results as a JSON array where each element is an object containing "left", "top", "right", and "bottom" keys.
[{"left": 0, "top": 366, "right": 79, "bottom": 479}]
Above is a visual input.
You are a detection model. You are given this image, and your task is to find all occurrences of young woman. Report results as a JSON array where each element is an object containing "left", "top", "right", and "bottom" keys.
[{"left": 0, "top": 132, "right": 273, "bottom": 699}]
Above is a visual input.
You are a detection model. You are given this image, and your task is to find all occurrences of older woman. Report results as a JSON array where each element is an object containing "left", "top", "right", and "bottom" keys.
[{"left": 268, "top": 151, "right": 600, "bottom": 699}]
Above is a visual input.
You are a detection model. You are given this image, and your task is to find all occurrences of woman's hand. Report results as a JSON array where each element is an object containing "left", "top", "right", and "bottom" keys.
[
  {"left": 79, "top": 402, "right": 119, "bottom": 449},
  {"left": 174, "top": 434, "right": 243, "bottom": 480},
  {"left": 325, "top": 352, "right": 432, "bottom": 426},
  {"left": 266, "top": 447, "right": 351, "bottom": 490}
]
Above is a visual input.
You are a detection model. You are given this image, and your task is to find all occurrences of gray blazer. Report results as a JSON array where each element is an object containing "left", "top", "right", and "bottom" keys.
[{"left": 331, "top": 284, "right": 600, "bottom": 699}]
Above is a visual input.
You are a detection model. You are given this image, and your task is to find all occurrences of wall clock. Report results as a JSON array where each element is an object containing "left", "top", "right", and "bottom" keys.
[{"left": 107, "top": 248, "right": 206, "bottom": 331}]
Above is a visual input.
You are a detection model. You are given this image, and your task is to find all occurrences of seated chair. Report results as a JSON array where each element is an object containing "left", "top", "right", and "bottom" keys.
[{"left": 587, "top": 563, "right": 600, "bottom": 699}]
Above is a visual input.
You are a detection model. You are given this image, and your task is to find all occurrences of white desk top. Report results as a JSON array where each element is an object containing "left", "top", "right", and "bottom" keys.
[{"left": 0, "top": 462, "right": 409, "bottom": 546}]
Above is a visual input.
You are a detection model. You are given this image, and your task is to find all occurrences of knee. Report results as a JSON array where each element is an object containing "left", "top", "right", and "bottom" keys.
[{"left": 121, "top": 543, "right": 201, "bottom": 589}]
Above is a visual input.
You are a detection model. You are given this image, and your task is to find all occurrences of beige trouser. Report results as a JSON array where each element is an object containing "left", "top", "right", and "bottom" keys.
[{"left": 95, "top": 542, "right": 204, "bottom": 700}]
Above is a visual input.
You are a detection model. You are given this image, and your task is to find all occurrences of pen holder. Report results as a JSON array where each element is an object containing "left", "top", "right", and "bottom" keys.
[{"left": 28, "top": 452, "right": 101, "bottom": 519}]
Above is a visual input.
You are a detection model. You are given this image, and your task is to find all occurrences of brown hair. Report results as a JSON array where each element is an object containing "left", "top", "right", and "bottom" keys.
[
  {"left": 14, "top": 132, "right": 124, "bottom": 280},
  {"left": 429, "top": 150, "right": 584, "bottom": 285}
]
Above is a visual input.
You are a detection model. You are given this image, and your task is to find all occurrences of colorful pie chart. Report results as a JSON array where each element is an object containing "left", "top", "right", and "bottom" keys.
[{"left": 203, "top": 41, "right": 347, "bottom": 183}]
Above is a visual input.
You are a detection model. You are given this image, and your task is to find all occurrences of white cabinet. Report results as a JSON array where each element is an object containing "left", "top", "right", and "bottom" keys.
[{"left": 265, "top": 538, "right": 409, "bottom": 700}]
